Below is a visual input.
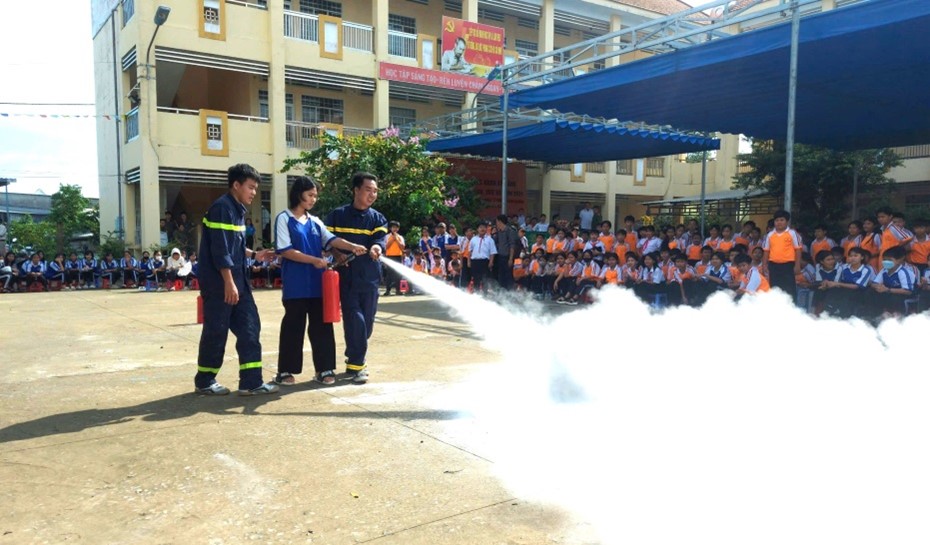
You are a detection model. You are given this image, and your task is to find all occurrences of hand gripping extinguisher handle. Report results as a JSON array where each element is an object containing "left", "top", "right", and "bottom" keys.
[{"left": 322, "top": 268, "right": 341, "bottom": 323}]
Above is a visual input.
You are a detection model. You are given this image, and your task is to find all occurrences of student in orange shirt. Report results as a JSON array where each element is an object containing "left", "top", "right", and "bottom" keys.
[
  {"left": 623, "top": 215, "right": 639, "bottom": 254},
  {"left": 762, "top": 210, "right": 803, "bottom": 296},
  {"left": 531, "top": 234, "right": 546, "bottom": 256},
  {"left": 694, "top": 246, "right": 714, "bottom": 275},
  {"left": 727, "top": 247, "right": 745, "bottom": 290},
  {"left": 598, "top": 221, "right": 616, "bottom": 253},
  {"left": 529, "top": 254, "right": 548, "bottom": 297},
  {"left": 570, "top": 227, "right": 585, "bottom": 252},
  {"left": 840, "top": 220, "right": 863, "bottom": 259},
  {"left": 735, "top": 253, "right": 770, "bottom": 297},
  {"left": 808, "top": 225, "right": 836, "bottom": 262},
  {"left": 383, "top": 220, "right": 406, "bottom": 296},
  {"left": 621, "top": 252, "right": 640, "bottom": 286},
  {"left": 545, "top": 253, "right": 565, "bottom": 297},
  {"left": 717, "top": 224, "right": 736, "bottom": 254},
  {"left": 598, "top": 252, "right": 623, "bottom": 288},
  {"left": 703, "top": 225, "right": 722, "bottom": 251},
  {"left": 907, "top": 219, "right": 930, "bottom": 275},
  {"left": 667, "top": 253, "right": 696, "bottom": 306},
  {"left": 570, "top": 249, "right": 601, "bottom": 304},
  {"left": 795, "top": 252, "right": 816, "bottom": 289},
  {"left": 613, "top": 229, "right": 631, "bottom": 261},
  {"left": 429, "top": 247, "right": 446, "bottom": 281},
  {"left": 734, "top": 221, "right": 755, "bottom": 248},
  {"left": 686, "top": 236, "right": 704, "bottom": 265},
  {"left": 663, "top": 226, "right": 680, "bottom": 251},
  {"left": 860, "top": 217, "right": 882, "bottom": 271},
  {"left": 554, "top": 252, "right": 582, "bottom": 303}
]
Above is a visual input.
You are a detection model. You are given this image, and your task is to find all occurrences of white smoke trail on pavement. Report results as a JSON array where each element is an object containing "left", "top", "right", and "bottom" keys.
[{"left": 380, "top": 258, "right": 930, "bottom": 545}]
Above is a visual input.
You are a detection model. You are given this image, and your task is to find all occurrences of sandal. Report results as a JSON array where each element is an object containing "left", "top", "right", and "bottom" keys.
[
  {"left": 316, "top": 370, "right": 336, "bottom": 385},
  {"left": 273, "top": 372, "right": 296, "bottom": 386}
]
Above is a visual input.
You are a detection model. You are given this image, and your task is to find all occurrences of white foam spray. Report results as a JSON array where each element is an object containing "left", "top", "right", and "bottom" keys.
[{"left": 380, "top": 258, "right": 930, "bottom": 544}]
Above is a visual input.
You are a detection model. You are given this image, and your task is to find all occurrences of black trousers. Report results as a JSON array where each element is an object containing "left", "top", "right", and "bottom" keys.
[
  {"left": 768, "top": 261, "right": 796, "bottom": 296},
  {"left": 278, "top": 297, "right": 335, "bottom": 376},
  {"left": 470, "top": 259, "right": 490, "bottom": 293},
  {"left": 195, "top": 290, "right": 264, "bottom": 390},
  {"left": 384, "top": 255, "right": 403, "bottom": 293},
  {"left": 495, "top": 254, "right": 514, "bottom": 290}
]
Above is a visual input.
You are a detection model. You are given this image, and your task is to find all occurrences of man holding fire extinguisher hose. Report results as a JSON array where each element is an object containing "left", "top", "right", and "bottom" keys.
[
  {"left": 325, "top": 172, "right": 389, "bottom": 384},
  {"left": 272, "top": 176, "right": 367, "bottom": 386}
]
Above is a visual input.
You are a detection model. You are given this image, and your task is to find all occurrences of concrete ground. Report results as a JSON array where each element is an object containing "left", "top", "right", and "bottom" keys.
[{"left": 0, "top": 288, "right": 591, "bottom": 545}]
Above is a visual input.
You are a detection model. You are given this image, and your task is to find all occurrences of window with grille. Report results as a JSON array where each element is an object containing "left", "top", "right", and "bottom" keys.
[
  {"left": 285, "top": 93, "right": 294, "bottom": 121},
  {"left": 301, "top": 96, "right": 344, "bottom": 124},
  {"left": 646, "top": 157, "right": 665, "bottom": 177},
  {"left": 122, "top": 0, "right": 135, "bottom": 26},
  {"left": 444, "top": 0, "right": 461, "bottom": 12},
  {"left": 515, "top": 39, "right": 538, "bottom": 57},
  {"left": 389, "top": 107, "right": 417, "bottom": 127},
  {"left": 258, "top": 90, "right": 268, "bottom": 119},
  {"left": 407, "top": 0, "right": 429, "bottom": 5},
  {"left": 388, "top": 14, "right": 417, "bottom": 34},
  {"left": 616, "top": 160, "right": 633, "bottom": 175},
  {"left": 203, "top": 0, "right": 221, "bottom": 34},
  {"left": 554, "top": 25, "right": 572, "bottom": 37},
  {"left": 518, "top": 18, "right": 538, "bottom": 30},
  {"left": 299, "top": 0, "right": 341, "bottom": 17},
  {"left": 206, "top": 117, "right": 223, "bottom": 150}
]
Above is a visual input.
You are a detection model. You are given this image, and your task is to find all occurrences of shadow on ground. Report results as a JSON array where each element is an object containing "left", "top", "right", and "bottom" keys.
[{"left": 0, "top": 389, "right": 462, "bottom": 445}]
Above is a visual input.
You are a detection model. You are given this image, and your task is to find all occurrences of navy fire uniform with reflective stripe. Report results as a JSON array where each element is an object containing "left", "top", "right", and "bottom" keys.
[
  {"left": 324, "top": 204, "right": 388, "bottom": 372},
  {"left": 194, "top": 193, "right": 264, "bottom": 391}
]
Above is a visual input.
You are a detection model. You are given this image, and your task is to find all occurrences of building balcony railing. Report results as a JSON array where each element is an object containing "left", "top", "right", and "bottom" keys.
[
  {"left": 125, "top": 107, "right": 139, "bottom": 142},
  {"left": 285, "top": 122, "right": 372, "bottom": 150},
  {"left": 226, "top": 0, "right": 268, "bottom": 9},
  {"left": 284, "top": 11, "right": 318, "bottom": 42},
  {"left": 892, "top": 144, "right": 930, "bottom": 160},
  {"left": 157, "top": 107, "right": 268, "bottom": 123},
  {"left": 344, "top": 22, "right": 373, "bottom": 52},
  {"left": 388, "top": 30, "right": 418, "bottom": 59},
  {"left": 283, "top": 11, "right": 373, "bottom": 53}
]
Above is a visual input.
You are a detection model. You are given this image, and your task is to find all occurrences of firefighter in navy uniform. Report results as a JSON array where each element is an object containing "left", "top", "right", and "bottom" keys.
[
  {"left": 325, "top": 172, "right": 388, "bottom": 384},
  {"left": 194, "top": 164, "right": 279, "bottom": 396}
]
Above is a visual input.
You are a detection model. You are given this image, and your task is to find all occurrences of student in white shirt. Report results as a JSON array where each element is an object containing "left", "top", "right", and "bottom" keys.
[{"left": 467, "top": 222, "right": 497, "bottom": 294}]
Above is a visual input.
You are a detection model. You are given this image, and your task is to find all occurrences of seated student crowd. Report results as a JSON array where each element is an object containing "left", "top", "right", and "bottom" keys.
[
  {"left": 394, "top": 208, "right": 930, "bottom": 318},
  {"left": 0, "top": 248, "right": 201, "bottom": 293}
]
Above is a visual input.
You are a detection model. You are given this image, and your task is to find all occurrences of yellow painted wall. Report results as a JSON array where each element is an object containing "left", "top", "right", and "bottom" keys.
[{"left": 157, "top": 112, "right": 273, "bottom": 172}]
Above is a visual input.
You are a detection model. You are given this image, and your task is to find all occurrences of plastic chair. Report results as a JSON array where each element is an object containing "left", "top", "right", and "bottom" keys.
[
  {"left": 190, "top": 278, "right": 200, "bottom": 290},
  {"left": 273, "top": 277, "right": 282, "bottom": 288}
]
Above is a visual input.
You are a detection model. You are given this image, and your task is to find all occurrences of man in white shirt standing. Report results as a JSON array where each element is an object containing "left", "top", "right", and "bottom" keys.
[
  {"left": 467, "top": 221, "right": 497, "bottom": 294},
  {"left": 578, "top": 202, "right": 595, "bottom": 231}
]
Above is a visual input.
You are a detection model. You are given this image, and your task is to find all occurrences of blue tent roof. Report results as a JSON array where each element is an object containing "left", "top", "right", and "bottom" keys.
[
  {"left": 425, "top": 120, "right": 719, "bottom": 163},
  {"left": 507, "top": 0, "right": 930, "bottom": 150}
]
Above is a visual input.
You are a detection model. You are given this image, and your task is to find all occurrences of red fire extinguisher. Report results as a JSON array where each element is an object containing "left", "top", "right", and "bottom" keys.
[
  {"left": 196, "top": 295, "right": 204, "bottom": 324},
  {"left": 322, "top": 268, "right": 341, "bottom": 323},
  {"left": 323, "top": 253, "right": 357, "bottom": 323}
]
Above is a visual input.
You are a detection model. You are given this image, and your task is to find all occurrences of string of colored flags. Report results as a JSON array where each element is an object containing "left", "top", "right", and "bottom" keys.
[{"left": 0, "top": 112, "right": 117, "bottom": 120}]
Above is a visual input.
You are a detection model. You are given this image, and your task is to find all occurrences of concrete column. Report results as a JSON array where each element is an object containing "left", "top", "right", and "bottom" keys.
[
  {"left": 822, "top": 0, "right": 836, "bottom": 9},
  {"left": 539, "top": 0, "right": 555, "bottom": 54},
  {"left": 137, "top": 1, "right": 161, "bottom": 250},
  {"left": 462, "top": 0, "right": 480, "bottom": 110},
  {"left": 607, "top": 15, "right": 623, "bottom": 68},
  {"left": 714, "top": 134, "right": 741, "bottom": 192},
  {"left": 605, "top": 162, "right": 619, "bottom": 227},
  {"left": 372, "top": 0, "right": 390, "bottom": 128},
  {"left": 541, "top": 174, "right": 552, "bottom": 218},
  {"left": 268, "top": 0, "right": 288, "bottom": 219}
]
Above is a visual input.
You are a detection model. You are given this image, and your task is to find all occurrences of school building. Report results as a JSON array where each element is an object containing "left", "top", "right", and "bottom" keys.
[{"left": 91, "top": 0, "right": 930, "bottom": 250}]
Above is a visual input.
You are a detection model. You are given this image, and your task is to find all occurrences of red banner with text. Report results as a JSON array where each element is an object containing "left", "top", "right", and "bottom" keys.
[
  {"left": 379, "top": 62, "right": 502, "bottom": 95},
  {"left": 440, "top": 16, "right": 504, "bottom": 78}
]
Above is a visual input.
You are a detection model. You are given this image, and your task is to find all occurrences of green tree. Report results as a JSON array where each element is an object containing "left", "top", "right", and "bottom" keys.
[
  {"left": 733, "top": 141, "right": 901, "bottom": 231},
  {"left": 49, "top": 184, "right": 98, "bottom": 252},
  {"left": 282, "top": 130, "right": 482, "bottom": 229},
  {"left": 8, "top": 215, "right": 56, "bottom": 255}
]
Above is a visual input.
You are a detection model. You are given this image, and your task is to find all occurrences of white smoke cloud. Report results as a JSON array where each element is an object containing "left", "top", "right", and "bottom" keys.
[{"left": 380, "top": 259, "right": 930, "bottom": 545}]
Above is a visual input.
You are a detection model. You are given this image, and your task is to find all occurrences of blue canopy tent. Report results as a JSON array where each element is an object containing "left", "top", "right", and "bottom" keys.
[
  {"left": 425, "top": 120, "right": 720, "bottom": 163},
  {"left": 506, "top": 0, "right": 930, "bottom": 150}
]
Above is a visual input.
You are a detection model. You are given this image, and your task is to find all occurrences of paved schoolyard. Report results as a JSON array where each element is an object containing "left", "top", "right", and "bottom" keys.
[{"left": 0, "top": 288, "right": 592, "bottom": 544}]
